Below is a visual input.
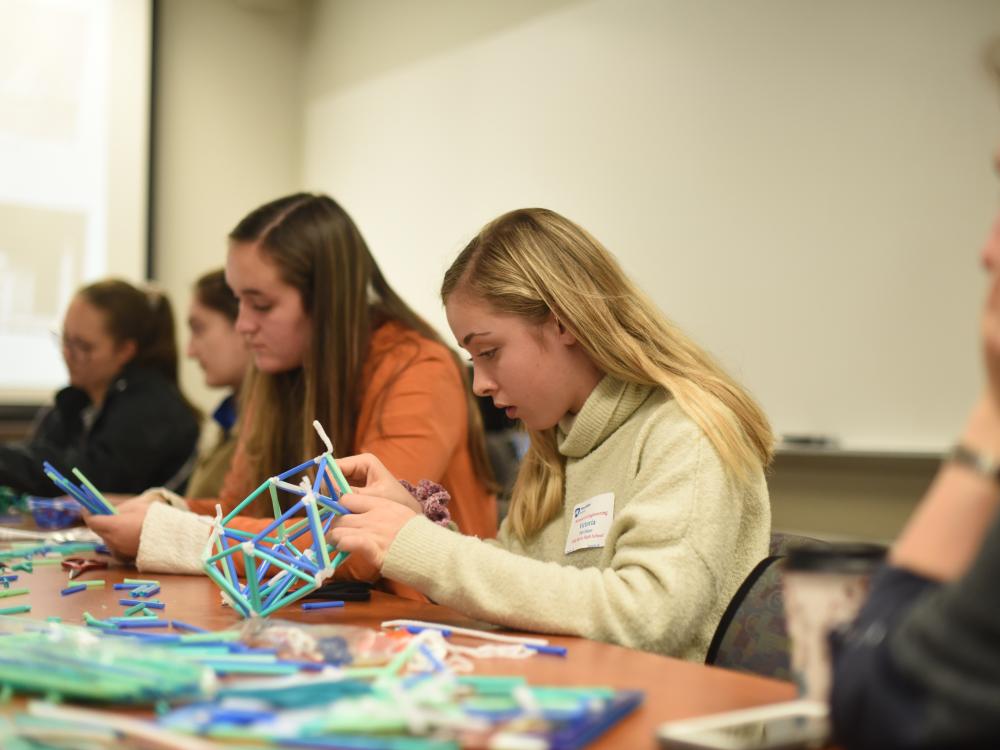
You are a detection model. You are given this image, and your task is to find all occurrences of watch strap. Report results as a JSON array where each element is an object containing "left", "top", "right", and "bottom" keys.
[{"left": 947, "top": 443, "right": 1000, "bottom": 484}]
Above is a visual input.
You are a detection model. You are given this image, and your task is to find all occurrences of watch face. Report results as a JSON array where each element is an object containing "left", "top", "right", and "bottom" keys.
[{"left": 950, "top": 444, "right": 1000, "bottom": 481}]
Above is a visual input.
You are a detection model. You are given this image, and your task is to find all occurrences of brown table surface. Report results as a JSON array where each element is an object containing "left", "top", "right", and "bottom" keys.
[{"left": 2, "top": 553, "right": 798, "bottom": 749}]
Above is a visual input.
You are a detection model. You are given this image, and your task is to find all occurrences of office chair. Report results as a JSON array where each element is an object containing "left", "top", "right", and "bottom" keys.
[{"left": 705, "top": 532, "right": 829, "bottom": 680}]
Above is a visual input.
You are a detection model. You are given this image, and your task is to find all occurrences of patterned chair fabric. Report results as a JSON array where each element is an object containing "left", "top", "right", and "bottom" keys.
[{"left": 705, "top": 532, "right": 829, "bottom": 680}]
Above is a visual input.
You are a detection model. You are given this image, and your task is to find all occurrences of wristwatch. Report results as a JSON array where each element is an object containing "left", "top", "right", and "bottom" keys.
[{"left": 947, "top": 443, "right": 1000, "bottom": 484}]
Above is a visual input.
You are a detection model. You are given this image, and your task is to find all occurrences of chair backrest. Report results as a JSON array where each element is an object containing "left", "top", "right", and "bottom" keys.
[{"left": 705, "top": 532, "right": 829, "bottom": 680}]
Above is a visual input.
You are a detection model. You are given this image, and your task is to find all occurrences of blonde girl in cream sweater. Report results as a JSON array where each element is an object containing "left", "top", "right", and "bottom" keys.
[{"left": 329, "top": 208, "right": 773, "bottom": 660}]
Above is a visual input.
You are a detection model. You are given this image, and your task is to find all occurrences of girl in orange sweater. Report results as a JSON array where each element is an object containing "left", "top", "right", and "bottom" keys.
[{"left": 87, "top": 194, "right": 496, "bottom": 590}]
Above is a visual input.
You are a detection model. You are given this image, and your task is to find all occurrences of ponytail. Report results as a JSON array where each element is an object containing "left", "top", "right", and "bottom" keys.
[
  {"left": 78, "top": 279, "right": 197, "bottom": 415},
  {"left": 135, "top": 284, "right": 181, "bottom": 385}
]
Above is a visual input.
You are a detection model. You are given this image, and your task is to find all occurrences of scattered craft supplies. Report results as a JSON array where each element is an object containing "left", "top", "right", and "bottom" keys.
[
  {"left": 0, "top": 540, "right": 106, "bottom": 564},
  {"left": 6, "top": 702, "right": 224, "bottom": 750},
  {"left": 158, "top": 666, "right": 642, "bottom": 749},
  {"left": 0, "top": 617, "right": 640, "bottom": 749},
  {"left": 0, "top": 618, "right": 214, "bottom": 704}
]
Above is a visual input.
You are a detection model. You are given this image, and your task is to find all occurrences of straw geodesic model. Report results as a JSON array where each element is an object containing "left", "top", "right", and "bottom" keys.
[{"left": 202, "top": 421, "right": 352, "bottom": 618}]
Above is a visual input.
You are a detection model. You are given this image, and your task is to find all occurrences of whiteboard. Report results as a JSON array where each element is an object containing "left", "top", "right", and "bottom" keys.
[
  {"left": 301, "top": 0, "right": 1000, "bottom": 452},
  {"left": 0, "top": 0, "right": 152, "bottom": 404}
]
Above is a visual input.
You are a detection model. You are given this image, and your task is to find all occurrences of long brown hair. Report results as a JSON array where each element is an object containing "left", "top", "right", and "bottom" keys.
[
  {"left": 442, "top": 208, "right": 773, "bottom": 541},
  {"left": 80, "top": 279, "right": 181, "bottom": 386},
  {"left": 79, "top": 278, "right": 198, "bottom": 416},
  {"left": 231, "top": 193, "right": 494, "bottom": 495},
  {"left": 193, "top": 269, "right": 238, "bottom": 323}
]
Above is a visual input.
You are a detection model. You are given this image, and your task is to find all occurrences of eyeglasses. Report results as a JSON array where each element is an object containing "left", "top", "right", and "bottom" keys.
[{"left": 51, "top": 329, "right": 97, "bottom": 361}]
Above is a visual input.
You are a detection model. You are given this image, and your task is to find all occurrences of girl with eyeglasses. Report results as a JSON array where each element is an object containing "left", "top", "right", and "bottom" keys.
[{"left": 0, "top": 279, "right": 199, "bottom": 497}]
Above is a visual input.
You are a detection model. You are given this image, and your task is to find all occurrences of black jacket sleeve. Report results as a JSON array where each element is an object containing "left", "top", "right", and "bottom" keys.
[
  {"left": 0, "top": 369, "right": 198, "bottom": 496},
  {"left": 831, "top": 516, "right": 1000, "bottom": 750},
  {"left": 0, "top": 396, "right": 82, "bottom": 495}
]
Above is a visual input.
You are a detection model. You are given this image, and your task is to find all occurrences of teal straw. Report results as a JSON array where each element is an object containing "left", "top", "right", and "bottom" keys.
[
  {"left": 71, "top": 468, "right": 117, "bottom": 515},
  {"left": 243, "top": 546, "right": 262, "bottom": 612},
  {"left": 323, "top": 453, "right": 351, "bottom": 495},
  {"left": 305, "top": 496, "right": 332, "bottom": 568},
  {"left": 268, "top": 480, "right": 282, "bottom": 527},
  {"left": 203, "top": 565, "right": 250, "bottom": 617},
  {"left": 221, "top": 479, "right": 271, "bottom": 525},
  {"left": 251, "top": 547, "right": 317, "bottom": 587}
]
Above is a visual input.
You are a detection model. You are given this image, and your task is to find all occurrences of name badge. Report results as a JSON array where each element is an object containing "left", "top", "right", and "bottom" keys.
[{"left": 564, "top": 492, "right": 615, "bottom": 554}]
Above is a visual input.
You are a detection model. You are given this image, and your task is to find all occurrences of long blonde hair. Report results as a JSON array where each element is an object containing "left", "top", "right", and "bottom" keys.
[
  {"left": 231, "top": 193, "right": 494, "bottom": 504},
  {"left": 441, "top": 208, "right": 773, "bottom": 541}
]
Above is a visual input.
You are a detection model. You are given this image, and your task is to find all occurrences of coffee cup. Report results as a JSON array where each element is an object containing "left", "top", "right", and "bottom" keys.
[{"left": 782, "top": 543, "right": 885, "bottom": 701}]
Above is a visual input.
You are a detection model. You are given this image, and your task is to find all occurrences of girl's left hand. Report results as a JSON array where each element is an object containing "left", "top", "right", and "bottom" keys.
[
  {"left": 327, "top": 493, "right": 418, "bottom": 570},
  {"left": 85, "top": 504, "right": 151, "bottom": 559}
]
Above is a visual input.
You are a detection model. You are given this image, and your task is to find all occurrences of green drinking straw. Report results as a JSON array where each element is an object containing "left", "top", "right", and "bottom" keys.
[
  {"left": 243, "top": 546, "right": 262, "bottom": 612},
  {"left": 83, "top": 612, "right": 114, "bottom": 629},
  {"left": 284, "top": 518, "right": 310, "bottom": 537},
  {"left": 250, "top": 547, "right": 317, "bottom": 587},
  {"left": 323, "top": 453, "right": 351, "bottom": 496},
  {"left": 268, "top": 481, "right": 283, "bottom": 527},
  {"left": 178, "top": 630, "right": 241, "bottom": 643},
  {"left": 379, "top": 632, "right": 428, "bottom": 679},
  {"left": 71, "top": 468, "right": 117, "bottom": 515},
  {"left": 223, "top": 527, "right": 280, "bottom": 543},
  {"left": 203, "top": 565, "right": 251, "bottom": 615},
  {"left": 221, "top": 478, "right": 271, "bottom": 525},
  {"left": 304, "top": 497, "right": 332, "bottom": 569},
  {"left": 212, "top": 536, "right": 237, "bottom": 590},
  {"left": 0, "top": 605, "right": 31, "bottom": 615}
]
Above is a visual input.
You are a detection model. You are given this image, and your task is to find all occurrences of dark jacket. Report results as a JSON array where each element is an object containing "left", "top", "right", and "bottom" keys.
[
  {"left": 0, "top": 364, "right": 199, "bottom": 496},
  {"left": 831, "top": 515, "right": 1000, "bottom": 750}
]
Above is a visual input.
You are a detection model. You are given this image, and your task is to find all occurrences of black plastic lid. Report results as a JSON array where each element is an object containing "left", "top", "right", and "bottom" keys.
[{"left": 783, "top": 542, "right": 886, "bottom": 573}]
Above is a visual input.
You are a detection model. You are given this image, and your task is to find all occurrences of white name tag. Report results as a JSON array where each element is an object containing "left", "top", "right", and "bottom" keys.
[{"left": 564, "top": 492, "right": 615, "bottom": 554}]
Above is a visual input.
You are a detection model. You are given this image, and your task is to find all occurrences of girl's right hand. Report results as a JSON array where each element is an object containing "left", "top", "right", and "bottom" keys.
[{"left": 333, "top": 453, "right": 421, "bottom": 513}]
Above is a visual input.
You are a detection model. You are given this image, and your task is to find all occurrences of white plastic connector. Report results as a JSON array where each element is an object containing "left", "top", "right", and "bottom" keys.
[{"left": 312, "top": 419, "right": 333, "bottom": 454}]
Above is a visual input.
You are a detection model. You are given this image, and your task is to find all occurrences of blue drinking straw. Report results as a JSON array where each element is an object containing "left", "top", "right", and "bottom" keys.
[
  {"left": 119, "top": 599, "right": 165, "bottom": 609},
  {"left": 300, "top": 600, "right": 345, "bottom": 611},
  {"left": 526, "top": 644, "right": 568, "bottom": 656}
]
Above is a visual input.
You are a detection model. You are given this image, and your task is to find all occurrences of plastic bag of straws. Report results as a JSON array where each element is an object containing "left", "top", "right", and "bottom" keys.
[{"left": 239, "top": 617, "right": 409, "bottom": 666}]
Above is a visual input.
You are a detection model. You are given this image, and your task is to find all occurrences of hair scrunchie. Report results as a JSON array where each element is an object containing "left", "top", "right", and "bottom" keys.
[{"left": 399, "top": 479, "right": 452, "bottom": 527}]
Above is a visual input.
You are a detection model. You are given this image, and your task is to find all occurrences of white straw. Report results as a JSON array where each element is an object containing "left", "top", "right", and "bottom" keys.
[{"left": 312, "top": 419, "right": 333, "bottom": 454}]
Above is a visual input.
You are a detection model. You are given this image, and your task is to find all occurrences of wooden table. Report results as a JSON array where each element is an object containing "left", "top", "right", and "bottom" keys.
[{"left": 5, "top": 558, "right": 797, "bottom": 749}]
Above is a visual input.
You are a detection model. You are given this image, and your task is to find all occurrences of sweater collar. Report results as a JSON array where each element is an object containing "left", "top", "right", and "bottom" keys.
[
  {"left": 557, "top": 375, "right": 655, "bottom": 458},
  {"left": 212, "top": 394, "right": 238, "bottom": 434}
]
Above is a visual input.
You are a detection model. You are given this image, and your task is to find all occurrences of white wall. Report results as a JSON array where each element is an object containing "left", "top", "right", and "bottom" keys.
[
  {"left": 299, "top": 0, "right": 1000, "bottom": 454},
  {"left": 152, "top": 0, "right": 1000, "bottom": 540},
  {"left": 155, "top": 0, "right": 303, "bottom": 413}
]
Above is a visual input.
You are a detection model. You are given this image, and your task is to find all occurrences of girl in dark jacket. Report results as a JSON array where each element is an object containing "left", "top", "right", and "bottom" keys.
[{"left": 0, "top": 279, "right": 199, "bottom": 496}]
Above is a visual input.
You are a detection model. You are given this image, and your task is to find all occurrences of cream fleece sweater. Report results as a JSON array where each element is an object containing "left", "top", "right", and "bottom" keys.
[{"left": 382, "top": 376, "right": 770, "bottom": 660}]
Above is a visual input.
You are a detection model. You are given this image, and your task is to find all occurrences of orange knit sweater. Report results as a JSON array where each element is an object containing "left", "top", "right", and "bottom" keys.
[{"left": 186, "top": 321, "right": 497, "bottom": 595}]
